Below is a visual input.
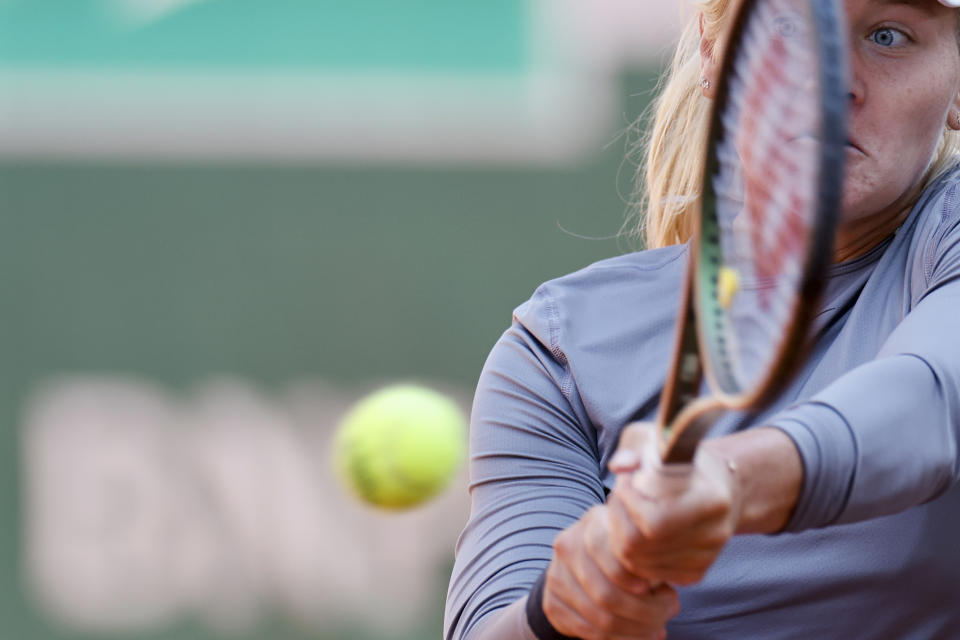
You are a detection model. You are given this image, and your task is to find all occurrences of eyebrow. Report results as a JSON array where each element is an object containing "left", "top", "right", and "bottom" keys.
[{"left": 873, "top": 0, "right": 943, "bottom": 15}]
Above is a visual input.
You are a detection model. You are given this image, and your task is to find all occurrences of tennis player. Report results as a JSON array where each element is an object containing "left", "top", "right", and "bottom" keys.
[{"left": 445, "top": 0, "right": 960, "bottom": 638}]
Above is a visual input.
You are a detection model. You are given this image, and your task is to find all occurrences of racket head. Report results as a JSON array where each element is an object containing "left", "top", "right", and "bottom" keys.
[{"left": 661, "top": 0, "right": 848, "bottom": 460}]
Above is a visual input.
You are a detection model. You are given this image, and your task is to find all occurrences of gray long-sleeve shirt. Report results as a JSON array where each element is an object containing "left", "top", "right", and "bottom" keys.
[{"left": 444, "top": 166, "right": 960, "bottom": 640}]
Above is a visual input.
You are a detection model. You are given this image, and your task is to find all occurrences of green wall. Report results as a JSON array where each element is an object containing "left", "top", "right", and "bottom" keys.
[{"left": 0, "top": 70, "right": 658, "bottom": 640}]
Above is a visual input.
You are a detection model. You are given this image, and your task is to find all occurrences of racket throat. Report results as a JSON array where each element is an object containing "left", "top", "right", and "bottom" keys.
[
  {"left": 657, "top": 270, "right": 704, "bottom": 427},
  {"left": 661, "top": 400, "right": 725, "bottom": 464}
]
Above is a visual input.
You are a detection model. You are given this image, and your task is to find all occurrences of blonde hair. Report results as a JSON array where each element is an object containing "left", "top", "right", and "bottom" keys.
[{"left": 630, "top": 2, "right": 960, "bottom": 251}]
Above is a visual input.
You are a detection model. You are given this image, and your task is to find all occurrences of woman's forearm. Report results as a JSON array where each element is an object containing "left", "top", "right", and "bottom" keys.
[{"left": 704, "top": 427, "right": 804, "bottom": 534}]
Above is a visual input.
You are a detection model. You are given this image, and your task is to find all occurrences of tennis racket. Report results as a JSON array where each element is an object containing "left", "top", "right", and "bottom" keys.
[
  {"left": 526, "top": 2, "right": 849, "bottom": 637},
  {"left": 653, "top": 0, "right": 849, "bottom": 467}
]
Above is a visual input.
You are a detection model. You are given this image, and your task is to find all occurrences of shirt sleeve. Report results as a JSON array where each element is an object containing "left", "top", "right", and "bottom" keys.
[
  {"left": 773, "top": 197, "right": 960, "bottom": 532},
  {"left": 443, "top": 284, "right": 606, "bottom": 640}
]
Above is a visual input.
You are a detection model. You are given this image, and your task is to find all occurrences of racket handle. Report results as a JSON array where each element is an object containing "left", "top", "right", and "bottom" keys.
[
  {"left": 632, "top": 437, "right": 696, "bottom": 592},
  {"left": 661, "top": 400, "right": 725, "bottom": 464},
  {"left": 633, "top": 436, "right": 694, "bottom": 496}
]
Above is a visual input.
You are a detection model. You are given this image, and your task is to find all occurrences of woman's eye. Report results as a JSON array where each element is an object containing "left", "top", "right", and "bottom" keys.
[{"left": 870, "top": 27, "right": 906, "bottom": 47}]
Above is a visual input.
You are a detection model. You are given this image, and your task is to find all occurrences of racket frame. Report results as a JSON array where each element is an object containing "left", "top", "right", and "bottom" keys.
[{"left": 657, "top": 0, "right": 848, "bottom": 464}]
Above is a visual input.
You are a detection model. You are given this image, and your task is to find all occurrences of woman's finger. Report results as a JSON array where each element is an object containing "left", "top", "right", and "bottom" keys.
[
  {"left": 583, "top": 507, "right": 652, "bottom": 596},
  {"left": 541, "top": 568, "right": 605, "bottom": 640},
  {"left": 545, "top": 558, "right": 644, "bottom": 639},
  {"left": 548, "top": 509, "right": 681, "bottom": 638},
  {"left": 606, "top": 465, "right": 737, "bottom": 584},
  {"left": 614, "top": 422, "right": 657, "bottom": 458}
]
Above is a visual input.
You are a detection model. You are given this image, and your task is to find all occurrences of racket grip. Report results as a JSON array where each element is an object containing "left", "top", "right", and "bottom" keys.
[
  {"left": 632, "top": 435, "right": 695, "bottom": 497},
  {"left": 662, "top": 402, "right": 724, "bottom": 464},
  {"left": 631, "top": 439, "right": 695, "bottom": 591}
]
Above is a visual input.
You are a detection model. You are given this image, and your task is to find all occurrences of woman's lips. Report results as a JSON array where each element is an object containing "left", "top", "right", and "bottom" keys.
[{"left": 846, "top": 138, "right": 866, "bottom": 155}]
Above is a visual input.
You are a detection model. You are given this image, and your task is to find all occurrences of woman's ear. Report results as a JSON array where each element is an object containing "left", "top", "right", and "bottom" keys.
[
  {"left": 699, "top": 13, "right": 719, "bottom": 99},
  {"left": 948, "top": 93, "right": 960, "bottom": 131}
]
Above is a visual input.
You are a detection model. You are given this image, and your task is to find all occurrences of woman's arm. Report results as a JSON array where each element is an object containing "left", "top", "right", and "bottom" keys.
[
  {"left": 464, "top": 598, "right": 537, "bottom": 640},
  {"left": 443, "top": 309, "right": 608, "bottom": 640},
  {"left": 444, "top": 285, "right": 679, "bottom": 640},
  {"left": 773, "top": 279, "right": 960, "bottom": 529},
  {"left": 704, "top": 427, "right": 804, "bottom": 534}
]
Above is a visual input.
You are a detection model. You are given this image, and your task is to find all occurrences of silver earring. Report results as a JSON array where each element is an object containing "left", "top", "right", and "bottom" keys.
[
  {"left": 700, "top": 76, "right": 711, "bottom": 91},
  {"left": 954, "top": 111, "right": 960, "bottom": 130}
]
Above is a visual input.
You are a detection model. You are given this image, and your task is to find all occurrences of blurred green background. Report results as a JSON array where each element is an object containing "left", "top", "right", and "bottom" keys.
[{"left": 0, "top": 1, "right": 680, "bottom": 639}]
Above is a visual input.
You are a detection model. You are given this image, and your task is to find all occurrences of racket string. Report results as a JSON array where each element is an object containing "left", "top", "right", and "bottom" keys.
[{"left": 710, "top": 0, "right": 822, "bottom": 389}]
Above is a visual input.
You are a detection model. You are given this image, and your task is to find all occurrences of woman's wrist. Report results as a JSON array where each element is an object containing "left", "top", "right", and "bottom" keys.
[
  {"left": 524, "top": 569, "right": 575, "bottom": 640},
  {"left": 702, "top": 427, "right": 804, "bottom": 534}
]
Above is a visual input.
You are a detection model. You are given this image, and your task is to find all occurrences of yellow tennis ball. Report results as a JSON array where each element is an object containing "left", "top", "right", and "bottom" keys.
[{"left": 332, "top": 385, "right": 466, "bottom": 510}]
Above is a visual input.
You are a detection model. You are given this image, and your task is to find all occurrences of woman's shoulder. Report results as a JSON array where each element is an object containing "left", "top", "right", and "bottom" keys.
[
  {"left": 512, "top": 244, "right": 688, "bottom": 338},
  {"left": 904, "top": 164, "right": 960, "bottom": 293},
  {"left": 561, "top": 243, "right": 690, "bottom": 280},
  {"left": 917, "top": 163, "right": 960, "bottom": 224},
  {"left": 507, "top": 245, "right": 687, "bottom": 436},
  {"left": 517, "top": 244, "right": 689, "bottom": 311}
]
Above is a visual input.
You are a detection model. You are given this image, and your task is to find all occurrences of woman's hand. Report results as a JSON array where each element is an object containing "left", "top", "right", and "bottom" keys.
[
  {"left": 537, "top": 423, "right": 801, "bottom": 639},
  {"left": 605, "top": 422, "right": 742, "bottom": 586},
  {"left": 542, "top": 504, "right": 681, "bottom": 640}
]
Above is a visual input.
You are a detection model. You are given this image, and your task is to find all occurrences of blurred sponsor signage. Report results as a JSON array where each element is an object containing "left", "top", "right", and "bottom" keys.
[{"left": 22, "top": 377, "right": 469, "bottom": 634}]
